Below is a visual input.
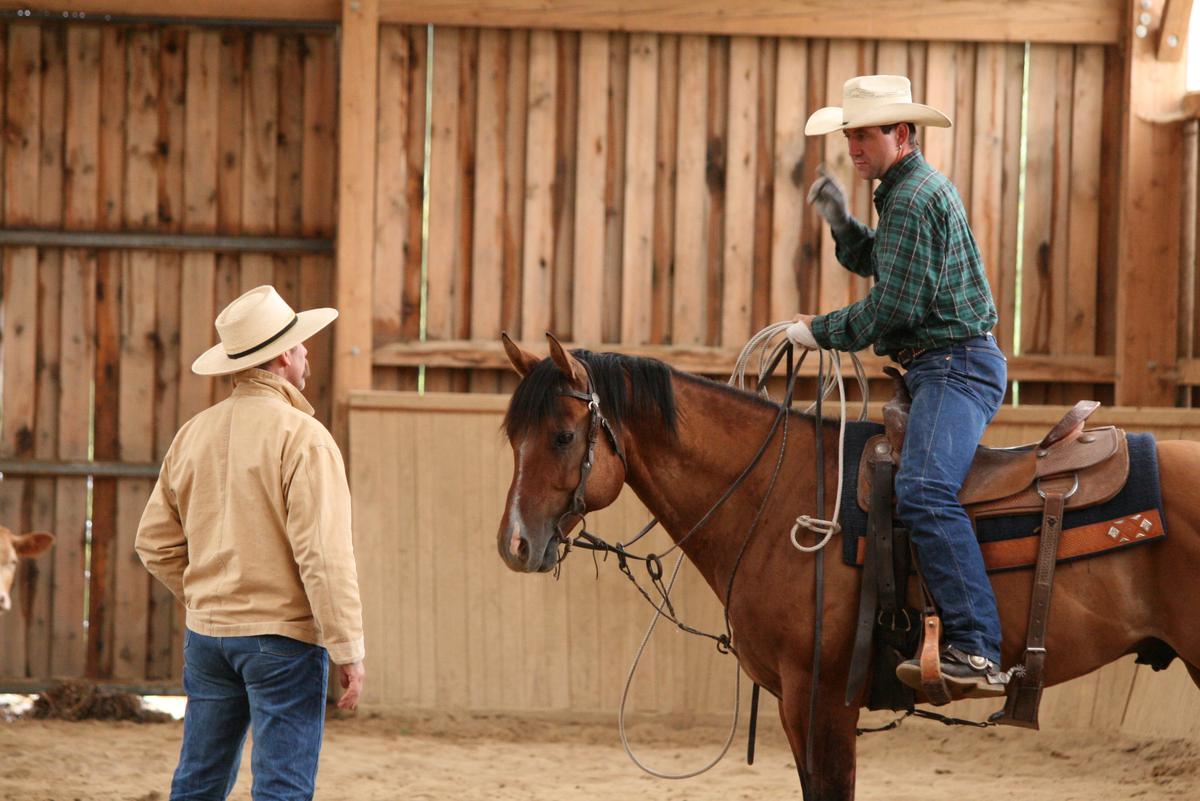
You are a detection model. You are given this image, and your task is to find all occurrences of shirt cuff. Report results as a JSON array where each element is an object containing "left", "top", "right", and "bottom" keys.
[{"left": 326, "top": 637, "right": 365, "bottom": 665}]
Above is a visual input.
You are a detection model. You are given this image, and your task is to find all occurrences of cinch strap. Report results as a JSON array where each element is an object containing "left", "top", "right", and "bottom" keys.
[{"left": 226, "top": 315, "right": 300, "bottom": 359}]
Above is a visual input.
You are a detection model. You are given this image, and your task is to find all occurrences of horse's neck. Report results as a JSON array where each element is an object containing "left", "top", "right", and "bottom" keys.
[{"left": 623, "top": 375, "right": 812, "bottom": 586}]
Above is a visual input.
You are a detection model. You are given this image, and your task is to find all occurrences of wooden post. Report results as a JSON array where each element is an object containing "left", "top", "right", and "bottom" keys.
[
  {"left": 334, "top": 0, "right": 379, "bottom": 445},
  {"left": 1114, "top": 0, "right": 1188, "bottom": 406}
]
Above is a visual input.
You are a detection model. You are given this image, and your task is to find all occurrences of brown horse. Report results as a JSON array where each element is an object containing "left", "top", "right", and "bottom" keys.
[{"left": 495, "top": 335, "right": 1200, "bottom": 800}]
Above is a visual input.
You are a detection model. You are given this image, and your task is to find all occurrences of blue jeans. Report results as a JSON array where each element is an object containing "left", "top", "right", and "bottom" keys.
[
  {"left": 895, "top": 334, "right": 1007, "bottom": 665},
  {"left": 171, "top": 629, "right": 329, "bottom": 801}
]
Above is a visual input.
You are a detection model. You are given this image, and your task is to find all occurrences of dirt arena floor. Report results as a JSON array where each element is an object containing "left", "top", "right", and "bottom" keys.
[{"left": 2, "top": 703, "right": 1199, "bottom": 800}]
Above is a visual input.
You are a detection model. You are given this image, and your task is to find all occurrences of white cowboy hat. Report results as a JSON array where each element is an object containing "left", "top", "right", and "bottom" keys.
[
  {"left": 805, "top": 75, "right": 952, "bottom": 136},
  {"left": 191, "top": 285, "right": 338, "bottom": 376}
]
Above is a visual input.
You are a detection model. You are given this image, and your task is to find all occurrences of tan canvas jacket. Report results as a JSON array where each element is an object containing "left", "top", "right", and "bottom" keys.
[{"left": 135, "top": 369, "right": 365, "bottom": 664}]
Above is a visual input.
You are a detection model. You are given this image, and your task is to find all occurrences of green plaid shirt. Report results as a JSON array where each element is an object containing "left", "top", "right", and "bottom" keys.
[{"left": 810, "top": 151, "right": 997, "bottom": 357}]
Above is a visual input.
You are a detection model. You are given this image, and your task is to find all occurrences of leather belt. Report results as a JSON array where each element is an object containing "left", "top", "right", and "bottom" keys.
[{"left": 893, "top": 346, "right": 929, "bottom": 368}]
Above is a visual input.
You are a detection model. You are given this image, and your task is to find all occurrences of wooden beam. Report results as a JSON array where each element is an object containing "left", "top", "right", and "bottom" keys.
[
  {"left": 373, "top": 339, "right": 1118, "bottom": 382},
  {"left": 1115, "top": 0, "right": 1187, "bottom": 405},
  {"left": 349, "top": 390, "right": 1200, "bottom": 432},
  {"left": 0, "top": 0, "right": 1122, "bottom": 42},
  {"left": 332, "top": 0, "right": 379, "bottom": 445},
  {"left": 0, "top": 0, "right": 339, "bottom": 22},
  {"left": 376, "top": 0, "right": 1123, "bottom": 44},
  {"left": 1157, "top": 0, "right": 1193, "bottom": 60}
]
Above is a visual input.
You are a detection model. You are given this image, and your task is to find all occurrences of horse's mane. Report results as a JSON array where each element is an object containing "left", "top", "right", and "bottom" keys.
[{"left": 504, "top": 350, "right": 679, "bottom": 441}]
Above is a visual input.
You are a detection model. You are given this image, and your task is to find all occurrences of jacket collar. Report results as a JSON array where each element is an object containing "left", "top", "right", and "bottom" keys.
[
  {"left": 231, "top": 368, "right": 315, "bottom": 416},
  {"left": 874, "top": 149, "right": 925, "bottom": 208}
]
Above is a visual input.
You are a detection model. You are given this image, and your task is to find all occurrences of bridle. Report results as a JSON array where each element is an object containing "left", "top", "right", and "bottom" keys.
[{"left": 553, "top": 361, "right": 628, "bottom": 558}]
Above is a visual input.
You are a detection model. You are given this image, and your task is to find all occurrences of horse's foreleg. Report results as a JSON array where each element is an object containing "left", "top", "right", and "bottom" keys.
[{"left": 778, "top": 680, "right": 860, "bottom": 801}]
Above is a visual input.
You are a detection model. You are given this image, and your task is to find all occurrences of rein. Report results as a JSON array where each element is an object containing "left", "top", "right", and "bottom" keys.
[
  {"left": 549, "top": 330, "right": 867, "bottom": 780},
  {"left": 558, "top": 343, "right": 807, "bottom": 654}
]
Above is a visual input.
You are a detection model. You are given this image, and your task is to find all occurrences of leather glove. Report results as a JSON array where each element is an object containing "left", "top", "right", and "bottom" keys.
[
  {"left": 806, "top": 165, "right": 851, "bottom": 233},
  {"left": 786, "top": 320, "right": 819, "bottom": 350}
]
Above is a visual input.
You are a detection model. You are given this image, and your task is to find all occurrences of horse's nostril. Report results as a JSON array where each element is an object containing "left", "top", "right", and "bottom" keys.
[{"left": 517, "top": 538, "right": 529, "bottom": 562}]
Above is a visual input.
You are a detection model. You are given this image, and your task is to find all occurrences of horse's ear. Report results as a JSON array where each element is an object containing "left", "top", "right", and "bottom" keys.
[
  {"left": 546, "top": 333, "right": 587, "bottom": 388},
  {"left": 501, "top": 332, "right": 540, "bottom": 378}
]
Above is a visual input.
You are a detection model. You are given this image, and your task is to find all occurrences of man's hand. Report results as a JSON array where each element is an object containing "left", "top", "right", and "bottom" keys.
[
  {"left": 787, "top": 314, "right": 819, "bottom": 350},
  {"left": 336, "top": 661, "right": 365, "bottom": 711},
  {"left": 806, "top": 165, "right": 851, "bottom": 232}
]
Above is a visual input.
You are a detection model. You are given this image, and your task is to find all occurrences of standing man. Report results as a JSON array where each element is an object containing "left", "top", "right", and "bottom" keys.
[
  {"left": 137, "top": 285, "right": 366, "bottom": 800},
  {"left": 788, "top": 75, "right": 1009, "bottom": 699}
]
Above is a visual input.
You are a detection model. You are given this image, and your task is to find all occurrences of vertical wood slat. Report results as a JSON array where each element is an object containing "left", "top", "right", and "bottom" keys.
[
  {"left": 0, "top": 249, "right": 39, "bottom": 678},
  {"left": 181, "top": 28, "right": 221, "bottom": 420},
  {"left": 750, "top": 38, "right": 776, "bottom": 332},
  {"left": 651, "top": 34, "right": 677, "bottom": 344},
  {"left": 147, "top": 28, "right": 187, "bottom": 682},
  {"left": 995, "top": 43, "right": 1026, "bottom": 357},
  {"left": 816, "top": 40, "right": 858, "bottom": 315},
  {"left": 0, "top": 23, "right": 40, "bottom": 678},
  {"left": 277, "top": 36, "right": 304, "bottom": 240},
  {"left": 217, "top": 31, "right": 245, "bottom": 235},
  {"left": 520, "top": 29, "right": 558, "bottom": 342},
  {"left": 797, "top": 39, "right": 827, "bottom": 322},
  {"left": 1066, "top": 46, "right": 1103, "bottom": 358},
  {"left": 500, "top": 30, "right": 528, "bottom": 356},
  {"left": 112, "top": 29, "right": 160, "bottom": 680},
  {"left": 240, "top": 32, "right": 280, "bottom": 292},
  {"left": 769, "top": 38, "right": 806, "bottom": 326},
  {"left": 671, "top": 35, "right": 709, "bottom": 346},
  {"left": 55, "top": 25, "right": 102, "bottom": 678},
  {"left": 29, "top": 25, "right": 66, "bottom": 679},
  {"left": 374, "top": 25, "right": 418, "bottom": 390},
  {"left": 301, "top": 32, "right": 340, "bottom": 421},
  {"left": 703, "top": 36, "right": 728, "bottom": 346},
  {"left": 951, "top": 42, "right": 976, "bottom": 199},
  {"left": 425, "top": 27, "right": 471, "bottom": 391},
  {"left": 1019, "top": 43, "right": 1058, "bottom": 408},
  {"left": 570, "top": 31, "right": 609, "bottom": 344},
  {"left": 922, "top": 42, "right": 957, "bottom": 177},
  {"left": 5, "top": 24, "right": 40, "bottom": 226},
  {"left": 550, "top": 33, "right": 578, "bottom": 342},
  {"left": 273, "top": 36, "right": 304, "bottom": 317},
  {"left": 87, "top": 25, "right": 127, "bottom": 680},
  {"left": 720, "top": 36, "right": 757, "bottom": 347},
  {"left": 621, "top": 33, "right": 658, "bottom": 345},
  {"left": 601, "top": 33, "right": 628, "bottom": 344},
  {"left": 969, "top": 43, "right": 1007, "bottom": 353}
]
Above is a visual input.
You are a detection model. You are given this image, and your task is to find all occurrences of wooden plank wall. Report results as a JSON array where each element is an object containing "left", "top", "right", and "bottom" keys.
[
  {"left": 372, "top": 28, "right": 1115, "bottom": 404},
  {"left": 0, "top": 21, "right": 338, "bottom": 683},
  {"left": 349, "top": 391, "right": 1200, "bottom": 742}
]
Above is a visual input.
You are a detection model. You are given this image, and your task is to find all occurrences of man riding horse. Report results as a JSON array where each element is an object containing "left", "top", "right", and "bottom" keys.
[{"left": 788, "top": 75, "right": 1009, "bottom": 698}]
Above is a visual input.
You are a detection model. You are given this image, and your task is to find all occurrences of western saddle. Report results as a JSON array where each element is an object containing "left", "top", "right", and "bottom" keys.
[{"left": 848, "top": 367, "right": 1130, "bottom": 727}]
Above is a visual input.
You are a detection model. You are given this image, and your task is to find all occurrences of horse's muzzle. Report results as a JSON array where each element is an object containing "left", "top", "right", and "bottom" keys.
[{"left": 498, "top": 528, "right": 558, "bottom": 573}]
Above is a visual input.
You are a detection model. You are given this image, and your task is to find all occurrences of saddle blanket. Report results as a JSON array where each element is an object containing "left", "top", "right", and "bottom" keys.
[{"left": 835, "top": 421, "right": 1167, "bottom": 572}]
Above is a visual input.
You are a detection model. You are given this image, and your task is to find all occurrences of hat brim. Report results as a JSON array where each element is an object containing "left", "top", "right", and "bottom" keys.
[
  {"left": 191, "top": 307, "right": 338, "bottom": 376},
  {"left": 804, "top": 102, "right": 952, "bottom": 136}
]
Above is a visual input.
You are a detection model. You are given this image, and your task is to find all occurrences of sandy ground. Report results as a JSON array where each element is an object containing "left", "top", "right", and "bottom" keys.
[{"left": 2, "top": 703, "right": 1199, "bottom": 801}]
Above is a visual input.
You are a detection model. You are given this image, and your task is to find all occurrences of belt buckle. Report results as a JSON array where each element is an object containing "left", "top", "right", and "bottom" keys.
[{"left": 897, "top": 347, "right": 925, "bottom": 368}]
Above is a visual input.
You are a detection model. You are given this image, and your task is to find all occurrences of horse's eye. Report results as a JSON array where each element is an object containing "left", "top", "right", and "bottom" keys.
[{"left": 554, "top": 431, "right": 575, "bottom": 448}]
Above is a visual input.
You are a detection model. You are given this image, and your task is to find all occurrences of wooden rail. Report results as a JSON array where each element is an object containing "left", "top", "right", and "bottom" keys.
[{"left": 0, "top": 0, "right": 1125, "bottom": 43}]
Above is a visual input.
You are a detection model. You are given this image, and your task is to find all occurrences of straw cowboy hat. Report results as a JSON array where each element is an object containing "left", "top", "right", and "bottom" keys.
[
  {"left": 805, "top": 74, "right": 952, "bottom": 136},
  {"left": 191, "top": 285, "right": 338, "bottom": 376}
]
